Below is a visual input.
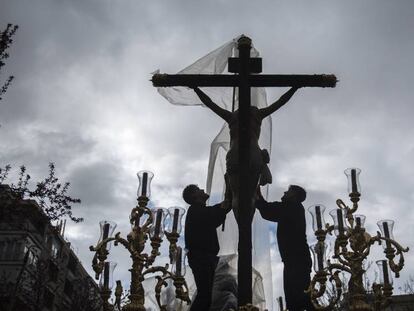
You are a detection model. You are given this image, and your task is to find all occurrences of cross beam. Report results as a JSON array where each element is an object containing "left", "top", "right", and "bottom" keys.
[
  {"left": 152, "top": 36, "right": 336, "bottom": 308},
  {"left": 152, "top": 73, "right": 337, "bottom": 88}
]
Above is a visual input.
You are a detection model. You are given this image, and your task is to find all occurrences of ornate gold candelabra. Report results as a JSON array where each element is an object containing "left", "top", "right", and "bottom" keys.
[
  {"left": 307, "top": 168, "right": 409, "bottom": 311},
  {"left": 89, "top": 170, "right": 191, "bottom": 311}
]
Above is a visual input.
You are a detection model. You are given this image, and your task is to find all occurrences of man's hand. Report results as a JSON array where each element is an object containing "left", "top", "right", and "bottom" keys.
[
  {"left": 255, "top": 186, "right": 264, "bottom": 202},
  {"left": 221, "top": 199, "right": 232, "bottom": 212}
]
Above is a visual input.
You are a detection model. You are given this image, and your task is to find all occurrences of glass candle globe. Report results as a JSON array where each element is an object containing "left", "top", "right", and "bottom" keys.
[
  {"left": 137, "top": 170, "right": 154, "bottom": 198},
  {"left": 171, "top": 246, "right": 186, "bottom": 277},
  {"left": 150, "top": 208, "right": 167, "bottom": 239},
  {"left": 310, "top": 242, "right": 328, "bottom": 272},
  {"left": 329, "top": 209, "right": 348, "bottom": 236},
  {"left": 99, "top": 261, "right": 117, "bottom": 290},
  {"left": 344, "top": 168, "right": 361, "bottom": 194},
  {"left": 353, "top": 214, "right": 366, "bottom": 229},
  {"left": 376, "top": 260, "right": 393, "bottom": 285},
  {"left": 377, "top": 219, "right": 395, "bottom": 249},
  {"left": 308, "top": 204, "right": 327, "bottom": 232},
  {"left": 165, "top": 207, "right": 186, "bottom": 234},
  {"left": 98, "top": 220, "right": 117, "bottom": 250}
]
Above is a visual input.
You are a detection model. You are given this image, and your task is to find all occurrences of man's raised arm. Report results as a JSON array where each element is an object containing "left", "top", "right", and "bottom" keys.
[
  {"left": 255, "top": 188, "right": 281, "bottom": 222},
  {"left": 192, "top": 87, "right": 232, "bottom": 122},
  {"left": 260, "top": 87, "right": 299, "bottom": 119}
]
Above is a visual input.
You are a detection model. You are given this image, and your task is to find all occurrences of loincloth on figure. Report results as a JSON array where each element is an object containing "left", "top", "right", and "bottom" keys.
[{"left": 225, "top": 147, "right": 272, "bottom": 186}]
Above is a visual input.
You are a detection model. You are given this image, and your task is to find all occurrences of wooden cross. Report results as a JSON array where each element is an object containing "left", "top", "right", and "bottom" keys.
[{"left": 152, "top": 35, "right": 337, "bottom": 307}]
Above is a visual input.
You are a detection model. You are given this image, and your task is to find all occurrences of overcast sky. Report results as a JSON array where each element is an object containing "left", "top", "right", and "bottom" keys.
[{"left": 1, "top": 0, "right": 414, "bottom": 309}]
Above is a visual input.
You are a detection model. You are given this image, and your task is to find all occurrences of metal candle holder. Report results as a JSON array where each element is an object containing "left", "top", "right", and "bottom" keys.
[
  {"left": 89, "top": 171, "right": 190, "bottom": 311},
  {"left": 307, "top": 168, "right": 409, "bottom": 311}
]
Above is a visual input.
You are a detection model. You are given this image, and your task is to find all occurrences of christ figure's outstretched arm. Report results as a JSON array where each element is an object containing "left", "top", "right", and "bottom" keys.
[
  {"left": 259, "top": 87, "right": 299, "bottom": 119},
  {"left": 193, "top": 87, "right": 232, "bottom": 122}
]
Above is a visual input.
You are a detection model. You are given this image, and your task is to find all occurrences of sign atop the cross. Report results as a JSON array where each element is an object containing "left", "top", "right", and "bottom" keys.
[{"left": 152, "top": 35, "right": 337, "bottom": 308}]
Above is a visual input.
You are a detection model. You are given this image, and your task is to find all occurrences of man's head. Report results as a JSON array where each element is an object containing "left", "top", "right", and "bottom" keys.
[
  {"left": 281, "top": 185, "right": 306, "bottom": 203},
  {"left": 182, "top": 184, "right": 209, "bottom": 205}
]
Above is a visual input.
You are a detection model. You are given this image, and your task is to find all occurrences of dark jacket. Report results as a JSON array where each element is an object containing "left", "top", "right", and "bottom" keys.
[
  {"left": 256, "top": 198, "right": 311, "bottom": 266},
  {"left": 185, "top": 203, "right": 227, "bottom": 257}
]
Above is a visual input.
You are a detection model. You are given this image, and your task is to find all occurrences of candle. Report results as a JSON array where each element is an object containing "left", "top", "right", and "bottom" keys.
[
  {"left": 141, "top": 172, "right": 148, "bottom": 197},
  {"left": 356, "top": 217, "right": 361, "bottom": 228},
  {"left": 337, "top": 209, "right": 344, "bottom": 234},
  {"left": 383, "top": 222, "right": 392, "bottom": 249},
  {"left": 382, "top": 260, "right": 390, "bottom": 285},
  {"left": 351, "top": 169, "right": 358, "bottom": 193},
  {"left": 104, "top": 262, "right": 110, "bottom": 289},
  {"left": 176, "top": 247, "right": 182, "bottom": 276},
  {"left": 315, "top": 205, "right": 322, "bottom": 230},
  {"left": 172, "top": 208, "right": 179, "bottom": 233},
  {"left": 103, "top": 223, "right": 110, "bottom": 240},
  {"left": 154, "top": 209, "right": 162, "bottom": 237},
  {"left": 103, "top": 223, "right": 110, "bottom": 250},
  {"left": 317, "top": 245, "right": 324, "bottom": 271}
]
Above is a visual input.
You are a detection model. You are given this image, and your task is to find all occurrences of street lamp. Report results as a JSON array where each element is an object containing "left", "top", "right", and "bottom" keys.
[
  {"left": 307, "top": 168, "right": 409, "bottom": 311},
  {"left": 89, "top": 170, "right": 191, "bottom": 311}
]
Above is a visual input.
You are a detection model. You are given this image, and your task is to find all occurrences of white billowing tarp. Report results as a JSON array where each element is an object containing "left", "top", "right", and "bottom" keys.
[{"left": 155, "top": 36, "right": 274, "bottom": 311}]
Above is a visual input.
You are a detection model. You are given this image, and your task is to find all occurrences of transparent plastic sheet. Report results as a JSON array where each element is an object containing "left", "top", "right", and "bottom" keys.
[
  {"left": 142, "top": 256, "right": 265, "bottom": 311},
  {"left": 143, "top": 274, "right": 196, "bottom": 311},
  {"left": 155, "top": 37, "right": 274, "bottom": 310}
]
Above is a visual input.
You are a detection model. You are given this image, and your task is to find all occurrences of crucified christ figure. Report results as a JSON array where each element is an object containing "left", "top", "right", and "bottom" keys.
[{"left": 192, "top": 86, "right": 299, "bottom": 222}]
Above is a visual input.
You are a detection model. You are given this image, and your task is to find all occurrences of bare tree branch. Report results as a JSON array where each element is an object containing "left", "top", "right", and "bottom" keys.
[
  {"left": 1, "top": 163, "right": 83, "bottom": 223},
  {"left": 0, "top": 23, "right": 18, "bottom": 102}
]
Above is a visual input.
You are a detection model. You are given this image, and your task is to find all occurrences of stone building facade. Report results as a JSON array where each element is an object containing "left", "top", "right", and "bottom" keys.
[{"left": 0, "top": 184, "right": 101, "bottom": 311}]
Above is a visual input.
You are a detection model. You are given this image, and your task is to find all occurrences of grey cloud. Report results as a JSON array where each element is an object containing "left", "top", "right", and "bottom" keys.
[
  {"left": 67, "top": 160, "right": 125, "bottom": 211},
  {"left": 0, "top": 127, "right": 97, "bottom": 173}
]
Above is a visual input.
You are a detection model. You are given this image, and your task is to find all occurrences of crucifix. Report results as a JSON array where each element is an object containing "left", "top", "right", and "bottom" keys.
[{"left": 152, "top": 35, "right": 337, "bottom": 307}]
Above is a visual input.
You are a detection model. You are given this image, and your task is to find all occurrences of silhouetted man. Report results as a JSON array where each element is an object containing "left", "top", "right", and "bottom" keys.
[
  {"left": 256, "top": 185, "right": 314, "bottom": 311},
  {"left": 183, "top": 184, "right": 231, "bottom": 311}
]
